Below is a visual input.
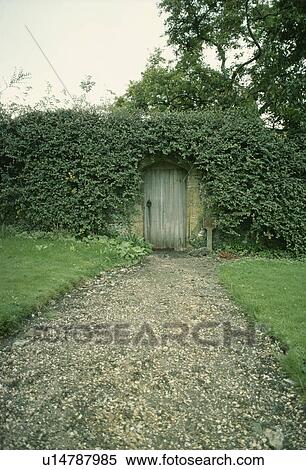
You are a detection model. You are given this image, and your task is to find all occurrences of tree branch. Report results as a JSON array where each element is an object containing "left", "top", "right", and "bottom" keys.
[
  {"left": 231, "top": 0, "right": 262, "bottom": 81},
  {"left": 216, "top": 44, "right": 227, "bottom": 75},
  {"left": 193, "top": 5, "right": 228, "bottom": 75}
]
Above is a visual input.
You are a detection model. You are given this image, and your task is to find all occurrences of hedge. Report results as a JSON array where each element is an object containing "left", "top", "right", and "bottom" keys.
[{"left": 0, "top": 107, "right": 305, "bottom": 254}]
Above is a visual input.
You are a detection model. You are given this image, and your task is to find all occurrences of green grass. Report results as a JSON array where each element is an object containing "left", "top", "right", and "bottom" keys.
[
  {"left": 219, "top": 258, "right": 306, "bottom": 393},
  {"left": 0, "top": 232, "right": 148, "bottom": 336}
]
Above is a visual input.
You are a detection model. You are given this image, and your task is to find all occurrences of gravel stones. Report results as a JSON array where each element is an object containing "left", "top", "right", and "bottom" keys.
[{"left": 0, "top": 254, "right": 305, "bottom": 449}]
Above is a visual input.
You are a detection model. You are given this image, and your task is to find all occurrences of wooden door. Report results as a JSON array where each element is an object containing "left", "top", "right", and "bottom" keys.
[{"left": 144, "top": 165, "right": 187, "bottom": 249}]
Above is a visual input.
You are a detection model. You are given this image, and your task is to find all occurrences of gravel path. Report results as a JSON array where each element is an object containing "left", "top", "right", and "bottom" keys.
[{"left": 0, "top": 253, "right": 305, "bottom": 449}]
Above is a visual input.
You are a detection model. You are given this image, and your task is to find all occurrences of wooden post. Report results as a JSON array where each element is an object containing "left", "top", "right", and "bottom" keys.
[
  {"left": 206, "top": 226, "right": 213, "bottom": 253},
  {"left": 203, "top": 216, "right": 216, "bottom": 254}
]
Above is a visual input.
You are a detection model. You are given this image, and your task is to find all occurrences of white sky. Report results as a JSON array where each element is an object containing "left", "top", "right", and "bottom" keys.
[{"left": 0, "top": 0, "right": 174, "bottom": 105}]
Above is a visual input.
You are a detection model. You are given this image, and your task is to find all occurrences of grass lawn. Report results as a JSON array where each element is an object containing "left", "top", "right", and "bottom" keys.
[
  {"left": 219, "top": 259, "right": 306, "bottom": 393},
  {"left": 0, "top": 232, "right": 147, "bottom": 336}
]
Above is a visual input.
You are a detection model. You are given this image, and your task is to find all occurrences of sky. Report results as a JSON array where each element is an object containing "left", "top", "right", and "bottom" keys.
[{"left": 0, "top": 0, "right": 174, "bottom": 105}]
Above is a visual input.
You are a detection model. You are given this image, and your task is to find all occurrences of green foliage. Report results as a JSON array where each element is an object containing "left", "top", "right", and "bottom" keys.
[
  {"left": 0, "top": 68, "right": 31, "bottom": 96},
  {"left": 108, "top": 239, "right": 151, "bottom": 261},
  {"left": 0, "top": 107, "right": 304, "bottom": 255},
  {"left": 0, "top": 230, "right": 149, "bottom": 335},
  {"left": 114, "top": 50, "right": 246, "bottom": 112},
  {"left": 194, "top": 109, "right": 306, "bottom": 255},
  {"left": 1, "top": 108, "right": 143, "bottom": 236},
  {"left": 215, "top": 240, "right": 302, "bottom": 260},
  {"left": 158, "top": 0, "right": 306, "bottom": 130}
]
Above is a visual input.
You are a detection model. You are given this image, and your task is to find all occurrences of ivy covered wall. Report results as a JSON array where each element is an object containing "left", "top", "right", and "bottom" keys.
[{"left": 0, "top": 108, "right": 304, "bottom": 254}]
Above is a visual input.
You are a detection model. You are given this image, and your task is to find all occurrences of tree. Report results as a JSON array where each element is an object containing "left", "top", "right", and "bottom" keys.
[
  {"left": 158, "top": 0, "right": 306, "bottom": 129},
  {"left": 114, "top": 49, "right": 252, "bottom": 112}
]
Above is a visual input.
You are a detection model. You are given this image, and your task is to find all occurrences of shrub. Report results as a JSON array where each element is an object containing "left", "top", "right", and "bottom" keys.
[
  {"left": 194, "top": 110, "right": 306, "bottom": 256},
  {"left": 0, "top": 107, "right": 304, "bottom": 254}
]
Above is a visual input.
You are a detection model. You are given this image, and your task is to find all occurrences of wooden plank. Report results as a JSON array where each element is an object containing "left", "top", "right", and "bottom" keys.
[{"left": 144, "top": 166, "right": 187, "bottom": 249}]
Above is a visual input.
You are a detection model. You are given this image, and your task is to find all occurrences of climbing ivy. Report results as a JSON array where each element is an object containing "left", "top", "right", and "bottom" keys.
[
  {"left": 193, "top": 111, "right": 306, "bottom": 255},
  {"left": 0, "top": 107, "right": 304, "bottom": 254}
]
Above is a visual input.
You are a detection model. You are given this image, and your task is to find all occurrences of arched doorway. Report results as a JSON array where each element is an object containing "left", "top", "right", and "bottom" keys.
[{"left": 143, "top": 161, "right": 187, "bottom": 249}]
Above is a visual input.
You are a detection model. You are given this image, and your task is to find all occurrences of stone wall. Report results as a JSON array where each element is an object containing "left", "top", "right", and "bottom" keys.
[{"left": 186, "top": 168, "right": 202, "bottom": 240}]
